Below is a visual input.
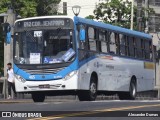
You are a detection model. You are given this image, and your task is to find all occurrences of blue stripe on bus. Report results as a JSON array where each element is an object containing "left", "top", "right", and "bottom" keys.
[
  {"left": 74, "top": 16, "right": 152, "bottom": 40},
  {"left": 14, "top": 58, "right": 79, "bottom": 81}
]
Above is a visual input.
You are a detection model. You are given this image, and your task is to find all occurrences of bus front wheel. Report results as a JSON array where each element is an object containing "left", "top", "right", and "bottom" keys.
[
  {"left": 32, "top": 92, "right": 45, "bottom": 102},
  {"left": 78, "top": 76, "right": 97, "bottom": 101}
]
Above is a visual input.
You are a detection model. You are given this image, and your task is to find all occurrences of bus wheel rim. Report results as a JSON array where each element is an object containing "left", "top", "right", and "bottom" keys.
[
  {"left": 90, "top": 83, "right": 96, "bottom": 94},
  {"left": 132, "top": 84, "right": 136, "bottom": 96}
]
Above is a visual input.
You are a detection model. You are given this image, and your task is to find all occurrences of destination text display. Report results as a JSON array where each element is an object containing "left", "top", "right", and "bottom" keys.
[{"left": 15, "top": 18, "right": 73, "bottom": 31}]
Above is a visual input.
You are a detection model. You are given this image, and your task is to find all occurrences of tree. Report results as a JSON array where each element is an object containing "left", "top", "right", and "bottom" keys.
[
  {"left": 36, "top": 0, "right": 61, "bottom": 16},
  {"left": 0, "top": 0, "right": 61, "bottom": 18},
  {"left": 86, "top": 0, "right": 155, "bottom": 30},
  {"left": 0, "top": 0, "right": 37, "bottom": 18}
]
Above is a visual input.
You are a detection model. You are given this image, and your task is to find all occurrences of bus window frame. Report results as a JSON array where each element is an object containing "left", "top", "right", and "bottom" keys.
[
  {"left": 76, "top": 23, "right": 153, "bottom": 62},
  {"left": 87, "top": 26, "right": 99, "bottom": 53}
]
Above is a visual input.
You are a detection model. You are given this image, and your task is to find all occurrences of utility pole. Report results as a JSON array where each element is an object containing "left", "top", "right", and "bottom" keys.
[
  {"left": 63, "top": 2, "right": 67, "bottom": 15},
  {"left": 3, "top": 7, "right": 16, "bottom": 76},
  {"left": 130, "top": 0, "right": 134, "bottom": 30},
  {"left": 137, "top": 0, "right": 142, "bottom": 31},
  {"left": 144, "top": 0, "right": 149, "bottom": 33}
]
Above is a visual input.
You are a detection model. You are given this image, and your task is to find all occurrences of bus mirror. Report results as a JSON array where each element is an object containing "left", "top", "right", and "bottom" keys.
[
  {"left": 79, "top": 29, "right": 85, "bottom": 42},
  {"left": 2, "top": 23, "right": 11, "bottom": 35},
  {"left": 2, "top": 22, "right": 11, "bottom": 44}
]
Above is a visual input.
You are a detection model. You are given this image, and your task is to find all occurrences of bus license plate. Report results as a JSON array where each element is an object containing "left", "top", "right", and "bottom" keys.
[{"left": 39, "top": 84, "right": 50, "bottom": 88}]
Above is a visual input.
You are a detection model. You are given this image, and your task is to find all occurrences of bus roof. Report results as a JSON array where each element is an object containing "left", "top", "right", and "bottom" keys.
[
  {"left": 15, "top": 16, "right": 74, "bottom": 23},
  {"left": 14, "top": 15, "right": 152, "bottom": 40},
  {"left": 74, "top": 16, "right": 152, "bottom": 40}
]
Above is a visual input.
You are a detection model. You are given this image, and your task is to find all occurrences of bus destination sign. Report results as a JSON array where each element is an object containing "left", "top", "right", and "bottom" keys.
[
  {"left": 24, "top": 20, "right": 65, "bottom": 28},
  {"left": 15, "top": 18, "right": 73, "bottom": 31}
]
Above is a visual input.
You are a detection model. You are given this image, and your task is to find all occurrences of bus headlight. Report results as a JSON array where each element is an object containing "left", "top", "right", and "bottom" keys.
[
  {"left": 15, "top": 74, "right": 26, "bottom": 83},
  {"left": 64, "top": 71, "right": 77, "bottom": 80}
]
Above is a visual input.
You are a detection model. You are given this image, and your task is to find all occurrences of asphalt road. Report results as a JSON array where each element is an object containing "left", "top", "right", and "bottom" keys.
[{"left": 0, "top": 100, "right": 160, "bottom": 120}]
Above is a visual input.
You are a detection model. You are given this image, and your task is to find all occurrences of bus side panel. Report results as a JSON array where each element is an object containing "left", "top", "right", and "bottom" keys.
[
  {"left": 78, "top": 58, "right": 99, "bottom": 90},
  {"left": 78, "top": 54, "right": 154, "bottom": 92},
  {"left": 78, "top": 64, "right": 91, "bottom": 90},
  {"left": 97, "top": 55, "right": 130, "bottom": 91},
  {"left": 96, "top": 55, "right": 155, "bottom": 92}
]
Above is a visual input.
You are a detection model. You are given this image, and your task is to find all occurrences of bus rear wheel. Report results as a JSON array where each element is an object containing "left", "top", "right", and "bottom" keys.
[
  {"left": 32, "top": 92, "right": 45, "bottom": 102},
  {"left": 118, "top": 79, "right": 137, "bottom": 100},
  {"left": 78, "top": 76, "right": 97, "bottom": 101}
]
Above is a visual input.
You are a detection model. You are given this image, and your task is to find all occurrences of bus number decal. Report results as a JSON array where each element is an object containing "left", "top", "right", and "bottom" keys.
[
  {"left": 34, "top": 31, "right": 42, "bottom": 37},
  {"left": 29, "top": 75, "right": 35, "bottom": 79}
]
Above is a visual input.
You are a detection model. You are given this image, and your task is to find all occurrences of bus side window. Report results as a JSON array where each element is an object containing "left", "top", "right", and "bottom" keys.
[
  {"left": 144, "top": 40, "right": 150, "bottom": 60},
  {"left": 125, "top": 36, "right": 129, "bottom": 56},
  {"left": 133, "top": 37, "right": 137, "bottom": 58},
  {"left": 77, "top": 24, "right": 86, "bottom": 49},
  {"left": 128, "top": 37, "right": 135, "bottom": 57},
  {"left": 109, "top": 32, "right": 116, "bottom": 54},
  {"left": 99, "top": 30, "right": 107, "bottom": 53},
  {"left": 115, "top": 33, "right": 120, "bottom": 55},
  {"left": 119, "top": 34, "right": 125, "bottom": 56},
  {"left": 136, "top": 38, "right": 142, "bottom": 59},
  {"left": 88, "top": 27, "right": 97, "bottom": 51},
  {"left": 149, "top": 42, "right": 153, "bottom": 60}
]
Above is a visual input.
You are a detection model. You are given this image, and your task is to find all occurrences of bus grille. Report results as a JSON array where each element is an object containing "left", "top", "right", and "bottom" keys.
[{"left": 22, "top": 67, "right": 65, "bottom": 75}]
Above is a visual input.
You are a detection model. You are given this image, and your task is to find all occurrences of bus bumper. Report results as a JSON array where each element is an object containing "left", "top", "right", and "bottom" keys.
[{"left": 15, "top": 72, "right": 78, "bottom": 92}]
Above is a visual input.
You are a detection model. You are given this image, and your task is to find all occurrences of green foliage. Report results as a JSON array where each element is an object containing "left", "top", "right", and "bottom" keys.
[
  {"left": 85, "top": 15, "right": 95, "bottom": 20},
  {"left": 0, "top": 0, "right": 61, "bottom": 18},
  {"left": 86, "top": 0, "right": 155, "bottom": 30},
  {"left": 36, "top": 0, "right": 61, "bottom": 16}
]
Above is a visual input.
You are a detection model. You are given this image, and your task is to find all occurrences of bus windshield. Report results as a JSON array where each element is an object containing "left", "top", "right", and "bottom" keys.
[{"left": 14, "top": 28, "right": 75, "bottom": 64}]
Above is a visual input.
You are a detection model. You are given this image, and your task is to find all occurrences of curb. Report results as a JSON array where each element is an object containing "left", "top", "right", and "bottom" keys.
[{"left": 0, "top": 100, "right": 33, "bottom": 104}]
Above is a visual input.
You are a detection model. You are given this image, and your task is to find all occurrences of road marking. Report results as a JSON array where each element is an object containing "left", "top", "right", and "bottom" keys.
[
  {"left": 28, "top": 103, "right": 160, "bottom": 120},
  {"left": 92, "top": 100, "right": 160, "bottom": 102}
]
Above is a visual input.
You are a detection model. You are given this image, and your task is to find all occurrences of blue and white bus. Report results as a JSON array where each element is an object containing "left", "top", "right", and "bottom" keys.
[{"left": 13, "top": 16, "right": 155, "bottom": 102}]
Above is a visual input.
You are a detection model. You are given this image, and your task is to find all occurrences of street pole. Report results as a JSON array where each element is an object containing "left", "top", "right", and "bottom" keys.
[
  {"left": 130, "top": 0, "right": 134, "bottom": 30},
  {"left": 144, "top": 0, "right": 149, "bottom": 33},
  {"left": 4, "top": 8, "right": 15, "bottom": 76},
  {"left": 137, "top": 0, "right": 142, "bottom": 31}
]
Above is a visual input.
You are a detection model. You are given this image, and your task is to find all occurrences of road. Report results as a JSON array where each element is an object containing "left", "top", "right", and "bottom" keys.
[{"left": 0, "top": 100, "right": 160, "bottom": 120}]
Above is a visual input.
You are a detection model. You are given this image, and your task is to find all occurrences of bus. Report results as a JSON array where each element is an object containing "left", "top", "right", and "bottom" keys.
[{"left": 13, "top": 16, "right": 155, "bottom": 102}]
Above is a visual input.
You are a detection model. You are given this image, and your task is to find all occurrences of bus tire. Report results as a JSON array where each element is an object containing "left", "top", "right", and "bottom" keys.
[
  {"left": 78, "top": 75, "right": 97, "bottom": 101},
  {"left": 32, "top": 92, "right": 45, "bottom": 102},
  {"left": 128, "top": 79, "right": 137, "bottom": 100},
  {"left": 118, "top": 78, "right": 137, "bottom": 100}
]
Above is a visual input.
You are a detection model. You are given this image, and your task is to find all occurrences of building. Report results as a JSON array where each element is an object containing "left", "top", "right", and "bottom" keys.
[
  {"left": 58, "top": 0, "right": 104, "bottom": 17},
  {"left": 58, "top": 0, "right": 97, "bottom": 17}
]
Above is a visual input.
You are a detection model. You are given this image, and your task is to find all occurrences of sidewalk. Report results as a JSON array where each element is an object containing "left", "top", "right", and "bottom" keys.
[
  {"left": 0, "top": 95, "right": 77, "bottom": 103},
  {"left": 0, "top": 99, "right": 33, "bottom": 103}
]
